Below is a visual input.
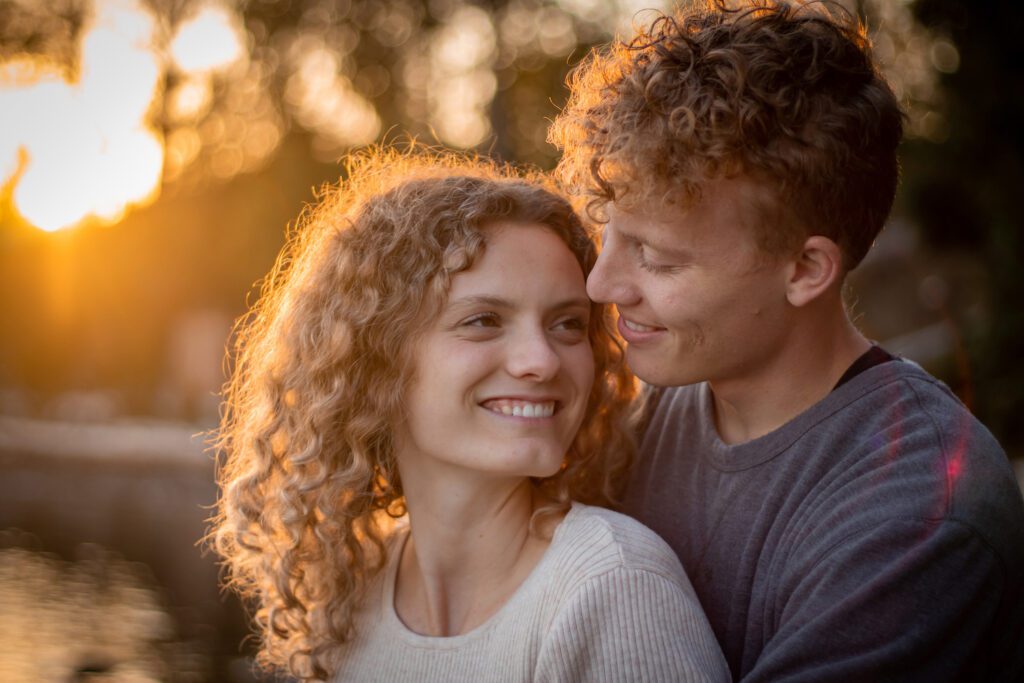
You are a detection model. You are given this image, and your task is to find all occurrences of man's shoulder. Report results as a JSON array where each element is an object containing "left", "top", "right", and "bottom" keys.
[
  {"left": 784, "top": 361, "right": 1022, "bottom": 563},
  {"left": 643, "top": 361, "right": 1001, "bottom": 460},
  {"left": 637, "top": 361, "right": 1022, "bottom": 546},
  {"left": 832, "top": 360, "right": 1008, "bottom": 474}
]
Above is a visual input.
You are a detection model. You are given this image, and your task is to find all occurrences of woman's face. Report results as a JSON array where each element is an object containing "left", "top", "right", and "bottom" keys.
[{"left": 397, "top": 221, "right": 595, "bottom": 481}]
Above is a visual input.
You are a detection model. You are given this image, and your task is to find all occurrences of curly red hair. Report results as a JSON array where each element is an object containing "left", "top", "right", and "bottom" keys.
[
  {"left": 209, "top": 147, "right": 638, "bottom": 681},
  {"left": 550, "top": 0, "right": 904, "bottom": 269}
]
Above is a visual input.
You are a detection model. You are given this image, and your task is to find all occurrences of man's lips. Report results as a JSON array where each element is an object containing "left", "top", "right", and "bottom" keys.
[{"left": 617, "top": 315, "right": 666, "bottom": 342}]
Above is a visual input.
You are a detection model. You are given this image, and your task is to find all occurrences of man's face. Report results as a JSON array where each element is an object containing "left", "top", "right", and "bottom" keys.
[{"left": 586, "top": 177, "right": 795, "bottom": 388}]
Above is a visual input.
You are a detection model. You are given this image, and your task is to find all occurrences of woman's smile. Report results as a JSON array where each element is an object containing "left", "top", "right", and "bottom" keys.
[
  {"left": 396, "top": 220, "right": 595, "bottom": 480},
  {"left": 479, "top": 398, "right": 560, "bottom": 419}
]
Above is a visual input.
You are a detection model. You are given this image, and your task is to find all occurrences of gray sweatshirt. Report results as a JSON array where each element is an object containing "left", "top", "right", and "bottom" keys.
[{"left": 625, "top": 359, "right": 1024, "bottom": 682}]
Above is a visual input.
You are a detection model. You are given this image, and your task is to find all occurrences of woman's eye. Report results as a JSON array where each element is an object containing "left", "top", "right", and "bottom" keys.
[
  {"left": 462, "top": 313, "right": 500, "bottom": 328},
  {"left": 551, "top": 317, "right": 589, "bottom": 343},
  {"left": 553, "top": 317, "right": 587, "bottom": 332}
]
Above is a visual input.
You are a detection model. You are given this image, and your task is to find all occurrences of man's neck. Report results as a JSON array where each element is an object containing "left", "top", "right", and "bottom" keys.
[{"left": 710, "top": 313, "right": 870, "bottom": 445}]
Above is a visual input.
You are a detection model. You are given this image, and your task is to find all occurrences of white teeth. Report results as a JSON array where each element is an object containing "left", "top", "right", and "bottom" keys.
[
  {"left": 485, "top": 401, "right": 556, "bottom": 418},
  {"left": 623, "top": 318, "right": 658, "bottom": 333}
]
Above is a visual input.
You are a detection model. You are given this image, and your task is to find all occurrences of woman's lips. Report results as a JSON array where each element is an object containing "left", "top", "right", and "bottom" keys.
[{"left": 479, "top": 398, "right": 559, "bottom": 419}]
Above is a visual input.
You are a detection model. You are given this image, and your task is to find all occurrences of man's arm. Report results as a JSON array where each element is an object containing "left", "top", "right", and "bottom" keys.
[{"left": 746, "top": 517, "right": 1021, "bottom": 682}]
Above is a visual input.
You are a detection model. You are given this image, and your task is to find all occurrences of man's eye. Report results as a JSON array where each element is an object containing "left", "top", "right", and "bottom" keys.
[
  {"left": 639, "top": 258, "right": 672, "bottom": 273},
  {"left": 638, "top": 247, "right": 675, "bottom": 274}
]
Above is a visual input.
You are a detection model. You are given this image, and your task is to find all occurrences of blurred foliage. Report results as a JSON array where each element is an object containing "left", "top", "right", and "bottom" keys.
[
  {"left": 1, "top": 0, "right": 658, "bottom": 421},
  {"left": 904, "top": 0, "right": 1024, "bottom": 454},
  {"left": 0, "top": 535, "right": 205, "bottom": 681},
  {"left": 0, "top": 0, "right": 1021, "bottom": 456}
]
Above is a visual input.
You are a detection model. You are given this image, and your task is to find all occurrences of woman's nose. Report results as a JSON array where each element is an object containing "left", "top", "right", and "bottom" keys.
[{"left": 505, "top": 328, "right": 561, "bottom": 382}]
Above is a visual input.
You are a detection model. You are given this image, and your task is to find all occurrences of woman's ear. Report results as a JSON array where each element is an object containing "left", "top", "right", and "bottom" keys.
[{"left": 785, "top": 235, "right": 844, "bottom": 307}]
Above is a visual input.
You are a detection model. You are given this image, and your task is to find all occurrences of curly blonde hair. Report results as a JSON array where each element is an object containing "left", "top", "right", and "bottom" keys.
[
  {"left": 209, "top": 148, "right": 639, "bottom": 681},
  {"left": 549, "top": 0, "right": 904, "bottom": 269}
]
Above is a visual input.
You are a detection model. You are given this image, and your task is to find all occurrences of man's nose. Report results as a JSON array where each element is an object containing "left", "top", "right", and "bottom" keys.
[{"left": 587, "top": 239, "right": 637, "bottom": 306}]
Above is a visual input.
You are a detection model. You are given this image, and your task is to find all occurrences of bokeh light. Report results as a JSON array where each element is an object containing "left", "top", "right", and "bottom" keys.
[
  {"left": 0, "top": 0, "right": 956, "bottom": 234},
  {"left": 429, "top": 5, "right": 497, "bottom": 148},
  {"left": 283, "top": 37, "right": 382, "bottom": 156},
  {"left": 169, "top": 4, "right": 246, "bottom": 74},
  {"left": 1, "top": 0, "right": 163, "bottom": 232},
  {"left": 0, "top": 542, "right": 204, "bottom": 681}
]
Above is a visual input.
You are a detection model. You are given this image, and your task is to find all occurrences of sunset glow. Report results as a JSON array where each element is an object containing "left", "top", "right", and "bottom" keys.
[
  {"left": 0, "top": 0, "right": 954, "bottom": 233},
  {"left": 169, "top": 5, "right": 245, "bottom": 74},
  {"left": 1, "top": 0, "right": 163, "bottom": 232}
]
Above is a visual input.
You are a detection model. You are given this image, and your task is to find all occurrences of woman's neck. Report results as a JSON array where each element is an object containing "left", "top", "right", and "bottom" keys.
[{"left": 394, "top": 476, "right": 562, "bottom": 637}]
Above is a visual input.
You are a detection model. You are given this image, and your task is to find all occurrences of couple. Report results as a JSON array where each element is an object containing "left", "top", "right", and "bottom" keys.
[{"left": 212, "top": 2, "right": 1024, "bottom": 682}]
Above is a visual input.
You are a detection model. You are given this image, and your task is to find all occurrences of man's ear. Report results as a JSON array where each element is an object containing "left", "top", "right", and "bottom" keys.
[{"left": 785, "top": 235, "right": 844, "bottom": 307}]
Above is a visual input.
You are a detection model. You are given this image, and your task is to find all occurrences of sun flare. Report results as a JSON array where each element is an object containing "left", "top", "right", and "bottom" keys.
[
  {"left": 1, "top": 0, "right": 164, "bottom": 233},
  {"left": 169, "top": 5, "right": 246, "bottom": 73}
]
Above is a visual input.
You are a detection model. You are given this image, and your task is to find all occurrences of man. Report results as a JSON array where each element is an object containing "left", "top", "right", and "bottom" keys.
[{"left": 550, "top": 1, "right": 1024, "bottom": 680}]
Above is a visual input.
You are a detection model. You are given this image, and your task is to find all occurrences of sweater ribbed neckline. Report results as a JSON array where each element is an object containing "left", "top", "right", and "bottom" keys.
[{"left": 382, "top": 501, "right": 583, "bottom": 649}]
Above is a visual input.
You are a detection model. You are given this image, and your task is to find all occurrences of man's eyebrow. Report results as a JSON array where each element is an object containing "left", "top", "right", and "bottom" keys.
[
  {"left": 649, "top": 242, "right": 693, "bottom": 259},
  {"left": 616, "top": 227, "right": 692, "bottom": 259}
]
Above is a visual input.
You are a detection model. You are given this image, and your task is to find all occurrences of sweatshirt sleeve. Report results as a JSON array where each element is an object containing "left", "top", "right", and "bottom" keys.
[
  {"left": 745, "top": 517, "right": 1020, "bottom": 682},
  {"left": 534, "top": 567, "right": 731, "bottom": 683}
]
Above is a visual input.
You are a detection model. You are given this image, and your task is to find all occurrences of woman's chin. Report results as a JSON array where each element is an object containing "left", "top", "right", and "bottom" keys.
[
  {"left": 474, "top": 447, "right": 566, "bottom": 480},
  {"left": 524, "top": 458, "right": 567, "bottom": 481}
]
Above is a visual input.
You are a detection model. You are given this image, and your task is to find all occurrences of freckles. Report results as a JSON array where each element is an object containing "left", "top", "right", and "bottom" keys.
[
  {"left": 690, "top": 323, "right": 706, "bottom": 347},
  {"left": 672, "top": 320, "right": 705, "bottom": 349}
]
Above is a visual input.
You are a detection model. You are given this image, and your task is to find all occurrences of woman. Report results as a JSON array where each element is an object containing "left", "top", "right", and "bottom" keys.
[{"left": 211, "top": 149, "right": 728, "bottom": 682}]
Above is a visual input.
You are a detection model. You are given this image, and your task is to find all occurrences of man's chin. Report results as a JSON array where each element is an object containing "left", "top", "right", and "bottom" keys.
[{"left": 625, "top": 347, "right": 704, "bottom": 388}]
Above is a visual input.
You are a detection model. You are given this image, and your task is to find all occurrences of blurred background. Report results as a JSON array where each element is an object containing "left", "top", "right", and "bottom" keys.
[{"left": 0, "top": 0, "right": 1021, "bottom": 680}]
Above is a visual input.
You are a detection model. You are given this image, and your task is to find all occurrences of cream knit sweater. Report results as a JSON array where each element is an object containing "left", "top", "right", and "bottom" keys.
[{"left": 331, "top": 502, "right": 730, "bottom": 682}]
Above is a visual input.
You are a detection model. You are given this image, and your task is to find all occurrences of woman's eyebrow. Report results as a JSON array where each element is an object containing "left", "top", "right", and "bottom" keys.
[
  {"left": 446, "top": 294, "right": 512, "bottom": 310},
  {"left": 446, "top": 295, "right": 590, "bottom": 311},
  {"left": 552, "top": 297, "right": 592, "bottom": 311}
]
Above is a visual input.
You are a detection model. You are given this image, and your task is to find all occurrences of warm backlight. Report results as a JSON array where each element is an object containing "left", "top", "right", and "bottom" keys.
[
  {"left": 1, "top": 0, "right": 163, "bottom": 232},
  {"left": 169, "top": 5, "right": 245, "bottom": 73},
  {"left": 1, "top": 0, "right": 245, "bottom": 233}
]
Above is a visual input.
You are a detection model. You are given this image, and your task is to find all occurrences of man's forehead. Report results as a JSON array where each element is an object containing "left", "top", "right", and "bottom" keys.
[
  {"left": 609, "top": 175, "right": 774, "bottom": 232},
  {"left": 604, "top": 203, "right": 700, "bottom": 256}
]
